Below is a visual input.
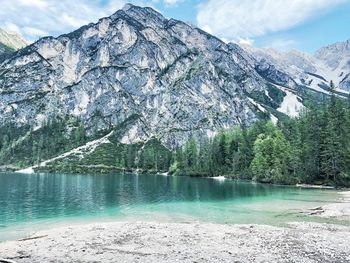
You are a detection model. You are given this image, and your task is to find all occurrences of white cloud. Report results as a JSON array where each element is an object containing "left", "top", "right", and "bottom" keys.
[
  {"left": 202, "top": 25, "right": 213, "bottom": 34},
  {"left": 0, "top": 0, "right": 179, "bottom": 42},
  {"left": 238, "top": 37, "right": 254, "bottom": 46},
  {"left": 152, "top": 0, "right": 183, "bottom": 7},
  {"left": 0, "top": 0, "right": 128, "bottom": 41},
  {"left": 163, "top": 0, "right": 182, "bottom": 6},
  {"left": 60, "top": 13, "right": 89, "bottom": 28},
  {"left": 18, "top": 0, "right": 48, "bottom": 9},
  {"left": 22, "top": 27, "right": 49, "bottom": 39},
  {"left": 197, "top": 0, "right": 349, "bottom": 41},
  {"left": 266, "top": 39, "right": 297, "bottom": 51},
  {"left": 3, "top": 22, "right": 21, "bottom": 34}
]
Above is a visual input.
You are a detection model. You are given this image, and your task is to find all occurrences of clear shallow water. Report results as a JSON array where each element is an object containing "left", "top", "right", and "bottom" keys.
[{"left": 0, "top": 172, "right": 341, "bottom": 241}]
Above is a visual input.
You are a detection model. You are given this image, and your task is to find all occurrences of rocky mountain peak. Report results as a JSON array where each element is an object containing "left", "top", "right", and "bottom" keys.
[
  {"left": 243, "top": 37, "right": 350, "bottom": 92},
  {"left": 314, "top": 39, "right": 350, "bottom": 70},
  {"left": 112, "top": 4, "right": 168, "bottom": 29},
  {"left": 0, "top": 28, "right": 27, "bottom": 50},
  {"left": 0, "top": 28, "right": 28, "bottom": 62},
  {"left": 315, "top": 39, "right": 350, "bottom": 55},
  {"left": 122, "top": 3, "right": 134, "bottom": 11},
  {"left": 0, "top": 5, "right": 305, "bottom": 148}
]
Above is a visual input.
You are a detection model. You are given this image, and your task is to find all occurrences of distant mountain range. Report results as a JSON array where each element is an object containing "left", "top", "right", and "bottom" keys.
[
  {"left": 244, "top": 39, "right": 350, "bottom": 95},
  {"left": 0, "top": 28, "right": 27, "bottom": 61},
  {"left": 0, "top": 4, "right": 349, "bottom": 169}
]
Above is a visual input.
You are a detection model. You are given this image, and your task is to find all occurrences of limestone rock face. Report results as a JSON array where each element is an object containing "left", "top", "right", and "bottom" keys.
[{"left": 0, "top": 5, "right": 291, "bottom": 147}]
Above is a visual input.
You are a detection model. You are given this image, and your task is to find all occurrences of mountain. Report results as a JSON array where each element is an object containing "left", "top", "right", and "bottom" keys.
[
  {"left": 315, "top": 40, "right": 350, "bottom": 91},
  {"left": 243, "top": 39, "right": 350, "bottom": 96},
  {"left": 0, "top": 28, "right": 27, "bottom": 61},
  {"left": 0, "top": 4, "right": 342, "bottom": 171},
  {"left": 0, "top": 4, "right": 293, "bottom": 150}
]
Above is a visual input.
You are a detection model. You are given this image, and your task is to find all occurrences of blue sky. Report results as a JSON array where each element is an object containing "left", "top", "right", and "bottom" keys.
[{"left": 0, "top": 0, "right": 349, "bottom": 54}]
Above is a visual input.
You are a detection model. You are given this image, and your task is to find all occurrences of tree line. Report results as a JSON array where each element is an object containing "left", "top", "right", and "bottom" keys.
[
  {"left": 171, "top": 87, "right": 350, "bottom": 187},
  {"left": 0, "top": 117, "right": 87, "bottom": 168},
  {"left": 1, "top": 84, "right": 350, "bottom": 187}
]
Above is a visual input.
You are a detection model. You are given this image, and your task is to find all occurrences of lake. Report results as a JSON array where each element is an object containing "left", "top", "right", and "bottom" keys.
[{"left": 0, "top": 172, "right": 340, "bottom": 241}]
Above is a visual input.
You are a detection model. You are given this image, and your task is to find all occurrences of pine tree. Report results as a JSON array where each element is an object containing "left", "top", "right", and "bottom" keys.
[
  {"left": 281, "top": 118, "right": 302, "bottom": 178},
  {"left": 197, "top": 137, "right": 212, "bottom": 174},
  {"left": 320, "top": 88, "right": 346, "bottom": 181},
  {"left": 250, "top": 123, "right": 291, "bottom": 184},
  {"left": 183, "top": 138, "right": 198, "bottom": 169},
  {"left": 300, "top": 108, "right": 323, "bottom": 182},
  {"left": 236, "top": 123, "right": 254, "bottom": 178}
]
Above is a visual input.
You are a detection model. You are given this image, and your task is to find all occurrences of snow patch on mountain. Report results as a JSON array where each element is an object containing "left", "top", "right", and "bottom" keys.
[
  {"left": 277, "top": 90, "right": 304, "bottom": 117},
  {"left": 248, "top": 97, "right": 266, "bottom": 113}
]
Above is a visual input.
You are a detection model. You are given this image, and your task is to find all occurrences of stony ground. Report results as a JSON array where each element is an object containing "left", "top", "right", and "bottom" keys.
[
  {"left": 0, "top": 221, "right": 350, "bottom": 263},
  {"left": 1, "top": 191, "right": 349, "bottom": 263}
]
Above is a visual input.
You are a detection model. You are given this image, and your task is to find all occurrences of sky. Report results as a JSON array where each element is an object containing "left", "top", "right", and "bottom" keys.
[{"left": 0, "top": 0, "right": 349, "bottom": 54}]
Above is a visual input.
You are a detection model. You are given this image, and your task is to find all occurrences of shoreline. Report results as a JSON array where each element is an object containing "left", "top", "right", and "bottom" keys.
[
  {"left": 0, "top": 221, "right": 349, "bottom": 263},
  {"left": 295, "top": 183, "right": 335, "bottom": 189},
  {"left": 0, "top": 191, "right": 349, "bottom": 262},
  {"left": 7, "top": 169, "right": 349, "bottom": 191},
  {"left": 306, "top": 191, "right": 350, "bottom": 220}
]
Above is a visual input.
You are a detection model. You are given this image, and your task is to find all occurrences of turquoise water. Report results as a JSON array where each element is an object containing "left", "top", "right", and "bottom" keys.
[{"left": 0, "top": 172, "right": 341, "bottom": 241}]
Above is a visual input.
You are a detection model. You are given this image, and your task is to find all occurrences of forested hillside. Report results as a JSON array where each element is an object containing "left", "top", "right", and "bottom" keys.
[
  {"left": 1, "top": 83, "right": 348, "bottom": 187},
  {"left": 0, "top": 118, "right": 88, "bottom": 168},
  {"left": 173, "top": 84, "right": 350, "bottom": 186}
]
